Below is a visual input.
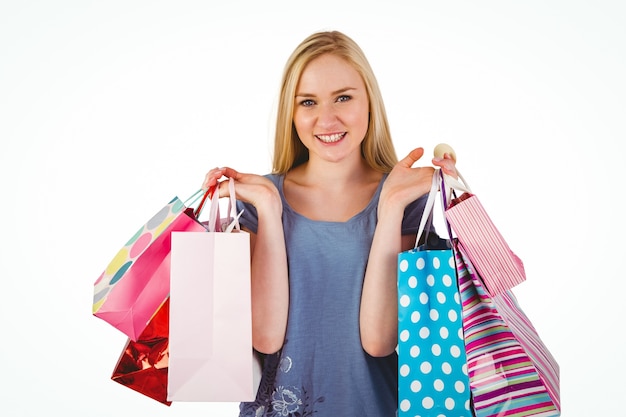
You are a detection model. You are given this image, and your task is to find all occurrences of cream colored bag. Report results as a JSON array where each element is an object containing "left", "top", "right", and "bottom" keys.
[{"left": 167, "top": 179, "right": 260, "bottom": 402}]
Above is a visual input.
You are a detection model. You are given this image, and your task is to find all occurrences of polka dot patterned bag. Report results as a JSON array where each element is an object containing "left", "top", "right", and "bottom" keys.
[
  {"left": 397, "top": 169, "right": 473, "bottom": 417},
  {"left": 93, "top": 189, "right": 208, "bottom": 341}
]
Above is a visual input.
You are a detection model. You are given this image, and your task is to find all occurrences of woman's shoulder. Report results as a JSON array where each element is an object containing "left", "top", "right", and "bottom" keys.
[
  {"left": 264, "top": 173, "right": 283, "bottom": 186},
  {"left": 260, "top": 173, "right": 283, "bottom": 198}
]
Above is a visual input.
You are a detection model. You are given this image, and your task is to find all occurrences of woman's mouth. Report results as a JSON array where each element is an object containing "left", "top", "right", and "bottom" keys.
[{"left": 316, "top": 133, "right": 346, "bottom": 143}]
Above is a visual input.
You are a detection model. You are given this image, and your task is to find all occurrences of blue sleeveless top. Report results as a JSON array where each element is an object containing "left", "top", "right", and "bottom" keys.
[{"left": 237, "top": 173, "right": 429, "bottom": 417}]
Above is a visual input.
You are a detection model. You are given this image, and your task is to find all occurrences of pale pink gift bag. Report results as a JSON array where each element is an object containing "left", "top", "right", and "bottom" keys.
[
  {"left": 441, "top": 171, "right": 526, "bottom": 295},
  {"left": 167, "top": 179, "right": 260, "bottom": 402}
]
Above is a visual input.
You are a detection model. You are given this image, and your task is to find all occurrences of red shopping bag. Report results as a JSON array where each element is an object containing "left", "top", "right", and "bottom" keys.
[
  {"left": 442, "top": 171, "right": 526, "bottom": 295},
  {"left": 93, "top": 190, "right": 207, "bottom": 341},
  {"left": 111, "top": 297, "right": 171, "bottom": 406}
]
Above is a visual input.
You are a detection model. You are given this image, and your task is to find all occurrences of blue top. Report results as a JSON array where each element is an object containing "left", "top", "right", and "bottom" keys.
[{"left": 237, "top": 173, "right": 430, "bottom": 417}]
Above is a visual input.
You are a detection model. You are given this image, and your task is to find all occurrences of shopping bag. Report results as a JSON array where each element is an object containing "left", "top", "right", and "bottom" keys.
[
  {"left": 455, "top": 241, "right": 560, "bottom": 417},
  {"left": 111, "top": 297, "right": 171, "bottom": 406},
  {"left": 442, "top": 172, "right": 526, "bottom": 295},
  {"left": 397, "top": 169, "right": 473, "bottom": 417},
  {"left": 93, "top": 190, "right": 207, "bottom": 341},
  {"left": 168, "top": 179, "right": 258, "bottom": 402}
]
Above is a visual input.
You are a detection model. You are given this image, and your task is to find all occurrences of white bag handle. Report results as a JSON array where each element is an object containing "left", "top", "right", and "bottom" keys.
[
  {"left": 413, "top": 168, "right": 442, "bottom": 249},
  {"left": 438, "top": 171, "right": 470, "bottom": 210},
  {"left": 413, "top": 144, "right": 475, "bottom": 248},
  {"left": 223, "top": 178, "right": 244, "bottom": 233},
  {"left": 205, "top": 178, "right": 244, "bottom": 233},
  {"left": 414, "top": 168, "right": 473, "bottom": 249}
]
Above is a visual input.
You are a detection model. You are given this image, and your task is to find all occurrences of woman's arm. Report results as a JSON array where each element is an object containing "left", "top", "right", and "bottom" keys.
[
  {"left": 360, "top": 149, "right": 457, "bottom": 357},
  {"left": 204, "top": 167, "right": 289, "bottom": 354}
]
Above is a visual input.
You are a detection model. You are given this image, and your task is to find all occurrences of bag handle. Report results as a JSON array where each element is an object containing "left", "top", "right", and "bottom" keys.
[
  {"left": 413, "top": 168, "right": 442, "bottom": 249},
  {"left": 433, "top": 143, "right": 471, "bottom": 199},
  {"left": 223, "top": 178, "right": 244, "bottom": 233},
  {"left": 441, "top": 170, "right": 472, "bottom": 205},
  {"left": 193, "top": 186, "right": 216, "bottom": 219},
  {"left": 183, "top": 188, "right": 208, "bottom": 212},
  {"left": 181, "top": 188, "right": 215, "bottom": 224},
  {"left": 414, "top": 169, "right": 467, "bottom": 249},
  {"left": 194, "top": 179, "right": 244, "bottom": 233}
]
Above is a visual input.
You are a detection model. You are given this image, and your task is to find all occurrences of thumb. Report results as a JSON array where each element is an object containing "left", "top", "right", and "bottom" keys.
[{"left": 398, "top": 147, "right": 425, "bottom": 168}]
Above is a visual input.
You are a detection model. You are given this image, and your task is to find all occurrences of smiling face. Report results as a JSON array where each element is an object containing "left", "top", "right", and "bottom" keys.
[{"left": 293, "top": 53, "right": 370, "bottom": 165}]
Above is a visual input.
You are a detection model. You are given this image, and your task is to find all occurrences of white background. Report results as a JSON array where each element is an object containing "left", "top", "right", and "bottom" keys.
[{"left": 1, "top": 1, "right": 624, "bottom": 415}]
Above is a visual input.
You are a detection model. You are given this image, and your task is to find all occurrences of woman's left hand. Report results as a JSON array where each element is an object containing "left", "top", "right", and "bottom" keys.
[
  {"left": 432, "top": 153, "right": 458, "bottom": 178},
  {"left": 379, "top": 148, "right": 434, "bottom": 211}
]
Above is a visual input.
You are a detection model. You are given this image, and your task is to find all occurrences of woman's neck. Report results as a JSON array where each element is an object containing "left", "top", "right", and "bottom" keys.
[
  {"left": 290, "top": 155, "right": 377, "bottom": 189},
  {"left": 283, "top": 156, "right": 383, "bottom": 222}
]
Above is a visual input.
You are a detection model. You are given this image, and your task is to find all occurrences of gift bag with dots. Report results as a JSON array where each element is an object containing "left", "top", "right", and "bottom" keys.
[
  {"left": 397, "top": 237, "right": 473, "bottom": 417},
  {"left": 93, "top": 189, "right": 207, "bottom": 341}
]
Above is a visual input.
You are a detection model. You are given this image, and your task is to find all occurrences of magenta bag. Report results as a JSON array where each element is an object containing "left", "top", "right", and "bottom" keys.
[{"left": 93, "top": 189, "right": 207, "bottom": 341}]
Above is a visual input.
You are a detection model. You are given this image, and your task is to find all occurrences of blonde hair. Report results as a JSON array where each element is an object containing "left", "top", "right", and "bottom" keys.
[{"left": 272, "top": 31, "right": 398, "bottom": 174}]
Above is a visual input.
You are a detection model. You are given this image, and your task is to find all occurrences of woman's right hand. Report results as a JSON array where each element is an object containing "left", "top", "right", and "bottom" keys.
[
  {"left": 202, "top": 167, "right": 283, "bottom": 216},
  {"left": 203, "top": 167, "right": 288, "bottom": 354}
]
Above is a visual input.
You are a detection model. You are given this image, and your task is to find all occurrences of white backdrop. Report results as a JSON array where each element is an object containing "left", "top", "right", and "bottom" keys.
[{"left": 1, "top": 1, "right": 624, "bottom": 415}]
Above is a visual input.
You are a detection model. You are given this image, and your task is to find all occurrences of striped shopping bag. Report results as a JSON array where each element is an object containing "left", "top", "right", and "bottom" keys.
[
  {"left": 455, "top": 240, "right": 560, "bottom": 417},
  {"left": 492, "top": 291, "right": 561, "bottom": 413},
  {"left": 442, "top": 173, "right": 526, "bottom": 295}
]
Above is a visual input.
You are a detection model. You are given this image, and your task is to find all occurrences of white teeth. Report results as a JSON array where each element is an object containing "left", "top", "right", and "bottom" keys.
[{"left": 317, "top": 133, "right": 344, "bottom": 143}]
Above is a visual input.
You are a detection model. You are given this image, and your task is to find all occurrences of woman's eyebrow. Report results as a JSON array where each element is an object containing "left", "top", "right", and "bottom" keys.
[{"left": 295, "top": 87, "right": 358, "bottom": 98}]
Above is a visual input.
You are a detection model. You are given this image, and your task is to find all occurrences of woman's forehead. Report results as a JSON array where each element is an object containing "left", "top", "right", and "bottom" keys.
[{"left": 297, "top": 54, "right": 364, "bottom": 94}]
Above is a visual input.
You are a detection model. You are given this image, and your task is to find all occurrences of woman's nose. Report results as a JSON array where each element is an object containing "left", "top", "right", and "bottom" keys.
[{"left": 316, "top": 103, "right": 338, "bottom": 126}]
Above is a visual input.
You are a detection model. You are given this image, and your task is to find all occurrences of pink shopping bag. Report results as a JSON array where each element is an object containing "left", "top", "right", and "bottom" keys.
[
  {"left": 93, "top": 190, "right": 207, "bottom": 341},
  {"left": 442, "top": 171, "right": 526, "bottom": 295},
  {"left": 167, "top": 179, "right": 260, "bottom": 402}
]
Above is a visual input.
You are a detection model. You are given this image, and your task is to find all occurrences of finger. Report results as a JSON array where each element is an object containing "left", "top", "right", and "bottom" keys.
[
  {"left": 202, "top": 167, "right": 225, "bottom": 190},
  {"left": 432, "top": 157, "right": 458, "bottom": 178},
  {"left": 398, "top": 147, "right": 425, "bottom": 168},
  {"left": 221, "top": 167, "right": 242, "bottom": 180}
]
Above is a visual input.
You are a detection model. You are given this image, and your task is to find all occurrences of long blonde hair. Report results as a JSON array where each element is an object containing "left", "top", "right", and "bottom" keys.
[{"left": 272, "top": 31, "right": 398, "bottom": 174}]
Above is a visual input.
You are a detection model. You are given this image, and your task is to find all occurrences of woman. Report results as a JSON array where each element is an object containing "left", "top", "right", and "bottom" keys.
[{"left": 203, "top": 30, "right": 457, "bottom": 417}]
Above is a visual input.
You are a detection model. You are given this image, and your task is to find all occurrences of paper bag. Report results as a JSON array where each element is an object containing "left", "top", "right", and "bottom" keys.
[
  {"left": 93, "top": 190, "right": 207, "bottom": 341},
  {"left": 111, "top": 298, "right": 171, "bottom": 406},
  {"left": 397, "top": 169, "right": 472, "bottom": 417},
  {"left": 167, "top": 180, "right": 257, "bottom": 402},
  {"left": 455, "top": 241, "right": 560, "bottom": 416},
  {"left": 442, "top": 172, "right": 526, "bottom": 295}
]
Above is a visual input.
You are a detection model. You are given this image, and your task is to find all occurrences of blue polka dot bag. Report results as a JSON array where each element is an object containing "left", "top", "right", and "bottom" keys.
[{"left": 397, "top": 169, "right": 473, "bottom": 417}]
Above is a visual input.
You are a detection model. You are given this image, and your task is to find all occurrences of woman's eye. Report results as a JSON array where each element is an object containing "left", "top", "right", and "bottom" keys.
[
  {"left": 337, "top": 95, "right": 351, "bottom": 103},
  {"left": 300, "top": 99, "right": 315, "bottom": 107}
]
